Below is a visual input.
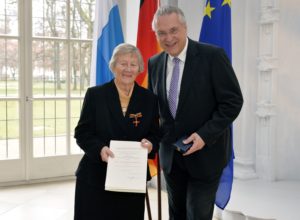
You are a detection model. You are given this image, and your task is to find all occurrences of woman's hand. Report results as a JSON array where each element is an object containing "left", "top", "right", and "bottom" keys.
[
  {"left": 100, "top": 146, "right": 114, "bottom": 162},
  {"left": 141, "top": 139, "right": 153, "bottom": 154}
]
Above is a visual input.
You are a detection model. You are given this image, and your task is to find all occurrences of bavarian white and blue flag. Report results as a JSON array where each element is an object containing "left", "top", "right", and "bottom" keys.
[
  {"left": 199, "top": 0, "right": 233, "bottom": 209},
  {"left": 90, "top": 0, "right": 124, "bottom": 86}
]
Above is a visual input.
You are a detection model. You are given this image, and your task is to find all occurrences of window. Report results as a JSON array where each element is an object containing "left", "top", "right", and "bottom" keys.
[
  {"left": 0, "top": 0, "right": 95, "bottom": 161},
  {"left": 0, "top": 0, "right": 19, "bottom": 160}
]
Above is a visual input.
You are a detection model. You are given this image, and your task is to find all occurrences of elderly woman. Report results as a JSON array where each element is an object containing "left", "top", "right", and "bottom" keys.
[{"left": 74, "top": 43, "right": 159, "bottom": 220}]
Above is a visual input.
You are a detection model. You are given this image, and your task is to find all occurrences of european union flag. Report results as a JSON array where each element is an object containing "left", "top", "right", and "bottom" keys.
[
  {"left": 199, "top": 0, "right": 233, "bottom": 209},
  {"left": 200, "top": 0, "right": 232, "bottom": 60}
]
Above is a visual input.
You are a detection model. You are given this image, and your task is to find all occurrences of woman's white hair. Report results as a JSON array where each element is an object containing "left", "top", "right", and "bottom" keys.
[{"left": 109, "top": 43, "right": 144, "bottom": 73}]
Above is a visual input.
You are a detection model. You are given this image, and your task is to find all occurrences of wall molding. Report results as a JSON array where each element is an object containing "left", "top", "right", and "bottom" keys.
[{"left": 234, "top": 157, "right": 257, "bottom": 179}]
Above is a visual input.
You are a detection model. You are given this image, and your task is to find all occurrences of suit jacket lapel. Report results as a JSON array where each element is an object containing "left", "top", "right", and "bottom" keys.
[
  {"left": 107, "top": 81, "right": 144, "bottom": 133},
  {"left": 177, "top": 39, "right": 199, "bottom": 117},
  {"left": 125, "top": 83, "right": 143, "bottom": 130},
  {"left": 160, "top": 53, "right": 168, "bottom": 105},
  {"left": 106, "top": 81, "right": 128, "bottom": 132}
]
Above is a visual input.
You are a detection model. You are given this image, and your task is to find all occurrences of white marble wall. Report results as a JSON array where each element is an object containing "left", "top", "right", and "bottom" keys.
[
  {"left": 121, "top": 0, "right": 300, "bottom": 181},
  {"left": 276, "top": 0, "right": 300, "bottom": 180}
]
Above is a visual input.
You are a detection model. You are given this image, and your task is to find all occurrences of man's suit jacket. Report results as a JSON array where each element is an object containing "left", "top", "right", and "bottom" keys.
[
  {"left": 148, "top": 39, "right": 243, "bottom": 179},
  {"left": 74, "top": 80, "right": 159, "bottom": 187}
]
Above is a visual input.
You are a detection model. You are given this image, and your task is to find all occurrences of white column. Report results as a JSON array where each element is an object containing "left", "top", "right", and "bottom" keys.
[
  {"left": 232, "top": 0, "right": 258, "bottom": 180},
  {"left": 255, "top": 0, "right": 279, "bottom": 181}
]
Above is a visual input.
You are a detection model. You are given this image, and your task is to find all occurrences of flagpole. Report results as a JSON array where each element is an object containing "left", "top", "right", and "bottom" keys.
[
  {"left": 145, "top": 187, "right": 152, "bottom": 220},
  {"left": 157, "top": 153, "right": 162, "bottom": 220},
  {"left": 135, "top": 0, "right": 162, "bottom": 217},
  {"left": 156, "top": 2, "right": 162, "bottom": 218}
]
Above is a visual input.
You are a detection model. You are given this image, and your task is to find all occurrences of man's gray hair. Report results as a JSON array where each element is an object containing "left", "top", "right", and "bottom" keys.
[
  {"left": 109, "top": 43, "right": 144, "bottom": 73},
  {"left": 152, "top": 5, "right": 187, "bottom": 32}
]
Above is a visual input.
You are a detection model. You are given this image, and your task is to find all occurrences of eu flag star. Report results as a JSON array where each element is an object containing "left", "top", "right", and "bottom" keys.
[
  {"left": 222, "top": 0, "right": 231, "bottom": 7},
  {"left": 204, "top": 1, "right": 215, "bottom": 19}
]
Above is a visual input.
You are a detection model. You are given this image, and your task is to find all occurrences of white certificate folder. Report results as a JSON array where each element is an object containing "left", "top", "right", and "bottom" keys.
[{"left": 105, "top": 140, "right": 148, "bottom": 193}]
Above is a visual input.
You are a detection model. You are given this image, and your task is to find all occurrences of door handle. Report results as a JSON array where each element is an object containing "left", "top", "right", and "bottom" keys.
[{"left": 26, "top": 96, "right": 33, "bottom": 102}]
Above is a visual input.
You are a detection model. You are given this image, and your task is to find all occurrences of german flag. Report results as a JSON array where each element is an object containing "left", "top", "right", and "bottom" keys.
[
  {"left": 136, "top": 0, "right": 161, "bottom": 176},
  {"left": 136, "top": 0, "right": 161, "bottom": 88}
]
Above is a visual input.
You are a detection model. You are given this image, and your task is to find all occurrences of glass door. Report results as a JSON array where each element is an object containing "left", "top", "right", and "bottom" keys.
[
  {"left": 0, "top": 0, "right": 95, "bottom": 183},
  {"left": 0, "top": 0, "right": 25, "bottom": 182},
  {"left": 28, "top": 0, "right": 94, "bottom": 180}
]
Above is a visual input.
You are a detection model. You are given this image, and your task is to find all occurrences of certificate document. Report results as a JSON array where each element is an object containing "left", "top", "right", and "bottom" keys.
[{"left": 105, "top": 140, "right": 148, "bottom": 193}]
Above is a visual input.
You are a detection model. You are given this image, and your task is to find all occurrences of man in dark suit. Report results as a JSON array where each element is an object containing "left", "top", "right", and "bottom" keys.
[{"left": 148, "top": 6, "right": 243, "bottom": 220}]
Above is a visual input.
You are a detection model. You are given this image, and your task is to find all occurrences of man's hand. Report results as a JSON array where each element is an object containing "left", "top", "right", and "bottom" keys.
[{"left": 182, "top": 133, "right": 205, "bottom": 156}]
